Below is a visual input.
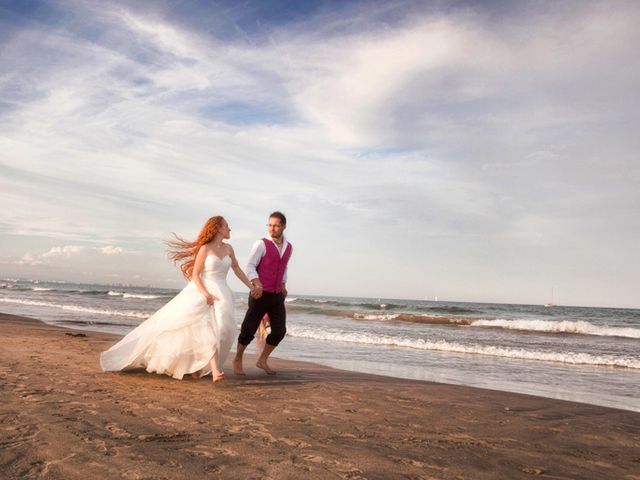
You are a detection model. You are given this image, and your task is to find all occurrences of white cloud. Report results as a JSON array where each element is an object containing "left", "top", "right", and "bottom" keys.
[
  {"left": 1, "top": 1, "right": 639, "bottom": 306},
  {"left": 41, "top": 246, "right": 87, "bottom": 258},
  {"left": 14, "top": 245, "right": 127, "bottom": 266},
  {"left": 18, "top": 253, "right": 44, "bottom": 266},
  {"left": 99, "top": 246, "right": 125, "bottom": 255}
]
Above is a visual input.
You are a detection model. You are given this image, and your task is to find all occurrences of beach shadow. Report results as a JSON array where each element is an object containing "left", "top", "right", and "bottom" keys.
[{"left": 101, "top": 349, "right": 430, "bottom": 390}]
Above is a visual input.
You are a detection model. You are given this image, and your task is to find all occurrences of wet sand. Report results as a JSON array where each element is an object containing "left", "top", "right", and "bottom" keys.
[{"left": 1, "top": 312, "right": 639, "bottom": 479}]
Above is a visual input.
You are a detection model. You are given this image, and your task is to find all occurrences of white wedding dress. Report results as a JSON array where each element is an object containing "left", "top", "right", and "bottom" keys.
[{"left": 100, "top": 255, "right": 236, "bottom": 379}]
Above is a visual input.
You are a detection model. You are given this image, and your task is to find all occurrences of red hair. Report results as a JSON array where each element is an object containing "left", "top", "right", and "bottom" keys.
[{"left": 166, "top": 216, "right": 225, "bottom": 279}]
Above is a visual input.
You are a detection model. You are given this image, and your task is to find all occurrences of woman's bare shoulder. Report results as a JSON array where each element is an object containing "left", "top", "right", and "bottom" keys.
[{"left": 198, "top": 242, "right": 213, "bottom": 255}]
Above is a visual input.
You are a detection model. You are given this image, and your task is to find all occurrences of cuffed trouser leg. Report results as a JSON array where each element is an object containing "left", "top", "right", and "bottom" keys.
[
  {"left": 238, "top": 292, "right": 287, "bottom": 347},
  {"left": 265, "top": 294, "right": 286, "bottom": 346},
  {"left": 238, "top": 296, "right": 267, "bottom": 346}
]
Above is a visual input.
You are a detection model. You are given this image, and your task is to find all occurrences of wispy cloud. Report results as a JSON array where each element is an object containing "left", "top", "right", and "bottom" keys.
[
  {"left": 13, "top": 245, "right": 128, "bottom": 265},
  {"left": 1, "top": 0, "right": 639, "bottom": 305}
]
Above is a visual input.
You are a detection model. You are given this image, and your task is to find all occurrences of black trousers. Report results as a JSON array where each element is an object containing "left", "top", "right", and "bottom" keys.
[{"left": 238, "top": 291, "right": 287, "bottom": 347}]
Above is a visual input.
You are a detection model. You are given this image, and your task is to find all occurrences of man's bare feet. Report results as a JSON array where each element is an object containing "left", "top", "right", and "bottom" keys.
[
  {"left": 233, "top": 358, "right": 246, "bottom": 376},
  {"left": 256, "top": 359, "right": 276, "bottom": 375}
]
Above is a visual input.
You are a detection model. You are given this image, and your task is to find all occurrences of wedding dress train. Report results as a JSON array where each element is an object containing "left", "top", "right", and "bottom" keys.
[{"left": 100, "top": 255, "right": 235, "bottom": 379}]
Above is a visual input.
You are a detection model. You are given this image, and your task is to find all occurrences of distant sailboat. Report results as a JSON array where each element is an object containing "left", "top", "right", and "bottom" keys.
[
  {"left": 434, "top": 295, "right": 438, "bottom": 302},
  {"left": 544, "top": 288, "right": 556, "bottom": 308}
]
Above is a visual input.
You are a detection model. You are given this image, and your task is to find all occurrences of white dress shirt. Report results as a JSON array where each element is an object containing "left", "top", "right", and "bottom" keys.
[{"left": 246, "top": 236, "right": 290, "bottom": 284}]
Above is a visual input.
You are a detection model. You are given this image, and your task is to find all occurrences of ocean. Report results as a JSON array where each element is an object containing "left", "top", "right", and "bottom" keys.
[{"left": 2, "top": 278, "right": 639, "bottom": 412}]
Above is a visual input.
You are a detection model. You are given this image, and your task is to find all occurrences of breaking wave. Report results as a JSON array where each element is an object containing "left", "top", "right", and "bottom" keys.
[
  {"left": 0, "top": 297, "right": 149, "bottom": 319},
  {"left": 108, "top": 291, "right": 166, "bottom": 300},
  {"left": 286, "top": 326, "right": 640, "bottom": 369},
  {"left": 470, "top": 319, "right": 640, "bottom": 339}
]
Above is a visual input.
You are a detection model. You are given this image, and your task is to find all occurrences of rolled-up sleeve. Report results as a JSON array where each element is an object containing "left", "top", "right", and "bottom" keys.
[
  {"left": 245, "top": 240, "right": 266, "bottom": 280},
  {"left": 282, "top": 250, "right": 291, "bottom": 284}
]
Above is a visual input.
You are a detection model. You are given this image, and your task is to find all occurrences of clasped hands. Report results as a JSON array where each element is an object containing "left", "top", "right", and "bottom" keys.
[
  {"left": 250, "top": 283, "right": 263, "bottom": 299},
  {"left": 249, "top": 284, "right": 287, "bottom": 300}
]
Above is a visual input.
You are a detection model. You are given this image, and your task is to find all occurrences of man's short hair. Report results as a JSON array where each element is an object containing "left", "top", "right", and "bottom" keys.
[{"left": 269, "top": 211, "right": 287, "bottom": 225}]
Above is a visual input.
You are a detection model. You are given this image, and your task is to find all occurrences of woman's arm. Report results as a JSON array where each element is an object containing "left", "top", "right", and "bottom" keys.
[
  {"left": 192, "top": 245, "right": 217, "bottom": 304},
  {"left": 229, "top": 246, "right": 256, "bottom": 292}
]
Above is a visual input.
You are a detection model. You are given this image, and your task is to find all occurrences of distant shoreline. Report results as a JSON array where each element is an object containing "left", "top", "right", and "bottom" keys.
[{"left": 3, "top": 277, "right": 640, "bottom": 309}]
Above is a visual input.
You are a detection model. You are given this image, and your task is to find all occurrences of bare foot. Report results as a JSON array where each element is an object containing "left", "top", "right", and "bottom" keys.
[
  {"left": 233, "top": 358, "right": 246, "bottom": 376},
  {"left": 212, "top": 372, "right": 225, "bottom": 384},
  {"left": 256, "top": 360, "right": 276, "bottom": 375},
  {"left": 191, "top": 371, "right": 202, "bottom": 380}
]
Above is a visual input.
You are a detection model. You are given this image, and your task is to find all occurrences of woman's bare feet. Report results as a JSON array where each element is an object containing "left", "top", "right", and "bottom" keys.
[
  {"left": 191, "top": 370, "right": 202, "bottom": 379},
  {"left": 256, "top": 359, "right": 276, "bottom": 375},
  {"left": 212, "top": 371, "right": 225, "bottom": 383}
]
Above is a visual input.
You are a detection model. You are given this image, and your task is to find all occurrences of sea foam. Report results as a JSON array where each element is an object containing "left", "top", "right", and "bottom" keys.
[
  {"left": 286, "top": 326, "right": 640, "bottom": 369},
  {"left": 470, "top": 318, "right": 640, "bottom": 339},
  {"left": 0, "top": 297, "right": 149, "bottom": 319},
  {"left": 108, "top": 291, "right": 164, "bottom": 299}
]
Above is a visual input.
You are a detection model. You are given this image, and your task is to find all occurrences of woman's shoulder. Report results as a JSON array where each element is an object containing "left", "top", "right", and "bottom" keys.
[{"left": 197, "top": 242, "right": 213, "bottom": 254}]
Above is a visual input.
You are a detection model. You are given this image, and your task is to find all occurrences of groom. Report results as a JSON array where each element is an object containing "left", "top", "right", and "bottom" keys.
[{"left": 233, "top": 211, "right": 292, "bottom": 375}]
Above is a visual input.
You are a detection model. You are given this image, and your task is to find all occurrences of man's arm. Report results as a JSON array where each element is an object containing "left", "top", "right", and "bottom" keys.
[
  {"left": 246, "top": 240, "right": 266, "bottom": 287},
  {"left": 281, "top": 245, "right": 291, "bottom": 296},
  {"left": 282, "top": 245, "right": 291, "bottom": 284}
]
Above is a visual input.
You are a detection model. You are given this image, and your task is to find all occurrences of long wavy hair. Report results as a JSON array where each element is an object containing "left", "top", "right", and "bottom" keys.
[{"left": 166, "top": 216, "right": 225, "bottom": 280}]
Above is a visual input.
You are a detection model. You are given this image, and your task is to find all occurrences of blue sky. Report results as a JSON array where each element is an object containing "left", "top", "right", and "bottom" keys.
[{"left": 1, "top": 0, "right": 639, "bottom": 307}]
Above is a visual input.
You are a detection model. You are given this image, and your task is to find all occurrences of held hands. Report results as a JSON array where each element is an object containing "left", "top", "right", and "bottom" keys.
[{"left": 250, "top": 283, "right": 263, "bottom": 300}]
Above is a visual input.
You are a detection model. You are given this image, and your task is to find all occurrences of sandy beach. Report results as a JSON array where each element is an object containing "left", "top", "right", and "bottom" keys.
[{"left": 1, "top": 313, "right": 639, "bottom": 479}]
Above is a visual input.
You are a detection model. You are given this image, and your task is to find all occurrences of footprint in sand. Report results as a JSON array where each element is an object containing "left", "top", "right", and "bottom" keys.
[
  {"left": 80, "top": 437, "right": 109, "bottom": 454},
  {"left": 17, "top": 460, "right": 46, "bottom": 478},
  {"left": 151, "top": 415, "right": 185, "bottom": 427},
  {"left": 287, "top": 416, "right": 310, "bottom": 423},
  {"left": 1, "top": 423, "right": 40, "bottom": 449},
  {"left": 203, "top": 465, "right": 224, "bottom": 473},
  {"left": 136, "top": 432, "right": 190, "bottom": 442},
  {"left": 521, "top": 466, "right": 545, "bottom": 475},
  {"left": 184, "top": 445, "right": 238, "bottom": 458},
  {"left": 105, "top": 423, "right": 132, "bottom": 439},
  {"left": 298, "top": 454, "right": 366, "bottom": 479}
]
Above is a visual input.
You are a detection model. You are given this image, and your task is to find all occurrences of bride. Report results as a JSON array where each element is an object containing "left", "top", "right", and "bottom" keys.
[{"left": 100, "top": 216, "right": 256, "bottom": 383}]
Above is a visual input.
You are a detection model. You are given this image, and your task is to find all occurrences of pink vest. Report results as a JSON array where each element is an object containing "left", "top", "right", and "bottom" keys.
[{"left": 257, "top": 238, "right": 292, "bottom": 293}]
